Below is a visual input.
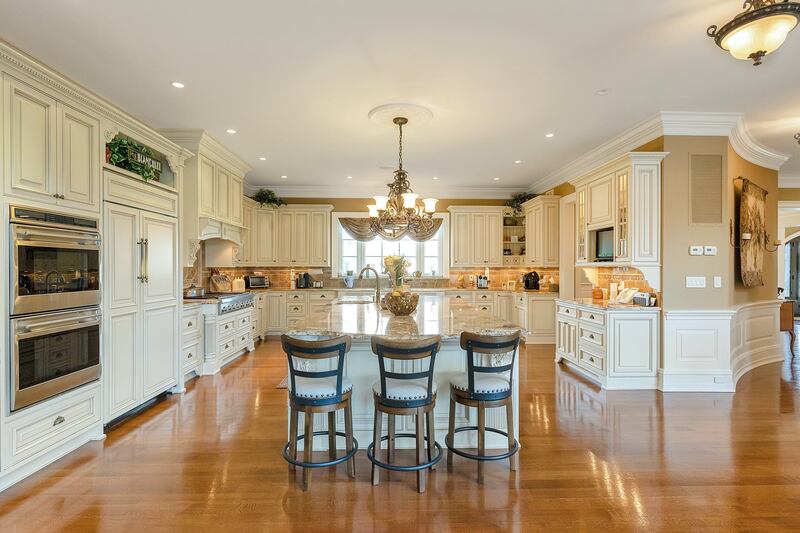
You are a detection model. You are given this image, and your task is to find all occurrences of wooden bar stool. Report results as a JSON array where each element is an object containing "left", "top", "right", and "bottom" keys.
[
  {"left": 367, "top": 336, "right": 443, "bottom": 493},
  {"left": 281, "top": 335, "right": 358, "bottom": 491},
  {"left": 446, "top": 331, "right": 521, "bottom": 483}
]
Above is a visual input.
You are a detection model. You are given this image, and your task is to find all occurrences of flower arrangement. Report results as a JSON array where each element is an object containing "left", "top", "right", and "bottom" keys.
[
  {"left": 383, "top": 255, "right": 410, "bottom": 291},
  {"left": 250, "top": 188, "right": 287, "bottom": 208}
]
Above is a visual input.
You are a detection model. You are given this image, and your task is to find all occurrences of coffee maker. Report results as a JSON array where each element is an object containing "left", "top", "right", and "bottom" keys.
[{"left": 523, "top": 271, "right": 540, "bottom": 290}]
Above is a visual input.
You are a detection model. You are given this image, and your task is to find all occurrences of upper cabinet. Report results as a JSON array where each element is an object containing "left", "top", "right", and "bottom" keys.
[
  {"left": 448, "top": 206, "right": 505, "bottom": 267},
  {"left": 3, "top": 75, "right": 100, "bottom": 212},
  {"left": 572, "top": 152, "right": 666, "bottom": 274},
  {"left": 522, "top": 195, "right": 560, "bottom": 268}
]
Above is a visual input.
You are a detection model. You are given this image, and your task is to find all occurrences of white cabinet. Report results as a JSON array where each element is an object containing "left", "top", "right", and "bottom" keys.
[
  {"left": 274, "top": 206, "right": 332, "bottom": 266},
  {"left": 236, "top": 198, "right": 255, "bottom": 265},
  {"left": 448, "top": 206, "right": 504, "bottom": 267},
  {"left": 496, "top": 292, "right": 515, "bottom": 323},
  {"left": 309, "top": 210, "right": 330, "bottom": 266},
  {"left": 587, "top": 173, "right": 614, "bottom": 228},
  {"left": 266, "top": 292, "right": 286, "bottom": 332},
  {"left": 576, "top": 186, "right": 587, "bottom": 264},
  {"left": 253, "top": 208, "right": 278, "bottom": 264},
  {"left": 215, "top": 166, "right": 230, "bottom": 221},
  {"left": 103, "top": 200, "right": 179, "bottom": 423},
  {"left": 630, "top": 154, "right": 662, "bottom": 265},
  {"left": 614, "top": 169, "right": 630, "bottom": 262},
  {"left": 526, "top": 296, "right": 556, "bottom": 344},
  {"left": 522, "top": 196, "right": 560, "bottom": 268},
  {"left": 3, "top": 76, "right": 100, "bottom": 213},
  {"left": 291, "top": 212, "right": 310, "bottom": 265},
  {"left": 198, "top": 155, "right": 216, "bottom": 217},
  {"left": 229, "top": 175, "right": 243, "bottom": 226}
]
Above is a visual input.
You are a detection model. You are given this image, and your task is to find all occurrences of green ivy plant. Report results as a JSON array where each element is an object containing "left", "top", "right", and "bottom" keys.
[
  {"left": 106, "top": 136, "right": 160, "bottom": 182},
  {"left": 251, "top": 188, "right": 287, "bottom": 208},
  {"left": 505, "top": 192, "right": 536, "bottom": 216}
]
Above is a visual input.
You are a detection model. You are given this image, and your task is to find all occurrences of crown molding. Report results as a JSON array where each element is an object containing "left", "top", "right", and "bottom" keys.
[
  {"left": 0, "top": 40, "right": 192, "bottom": 163},
  {"left": 531, "top": 111, "right": 790, "bottom": 193},
  {"left": 243, "top": 182, "right": 525, "bottom": 199},
  {"left": 158, "top": 129, "right": 252, "bottom": 175},
  {"left": 779, "top": 175, "right": 800, "bottom": 188}
]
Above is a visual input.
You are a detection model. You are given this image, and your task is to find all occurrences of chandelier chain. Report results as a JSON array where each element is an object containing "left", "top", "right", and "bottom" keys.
[{"left": 398, "top": 121, "right": 403, "bottom": 171}]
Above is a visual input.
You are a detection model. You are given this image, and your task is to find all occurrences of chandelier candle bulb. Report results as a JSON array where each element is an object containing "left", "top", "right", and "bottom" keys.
[
  {"left": 367, "top": 204, "right": 379, "bottom": 217},
  {"left": 422, "top": 198, "right": 438, "bottom": 213},
  {"left": 374, "top": 196, "right": 389, "bottom": 210},
  {"left": 402, "top": 193, "right": 419, "bottom": 209}
]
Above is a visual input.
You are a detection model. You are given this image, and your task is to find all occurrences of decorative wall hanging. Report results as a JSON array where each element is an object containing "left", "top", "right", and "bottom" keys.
[
  {"left": 739, "top": 178, "right": 768, "bottom": 287},
  {"left": 106, "top": 135, "right": 163, "bottom": 181}
]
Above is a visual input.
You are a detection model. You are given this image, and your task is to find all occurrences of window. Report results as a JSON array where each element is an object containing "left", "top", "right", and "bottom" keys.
[{"left": 334, "top": 213, "right": 449, "bottom": 278}]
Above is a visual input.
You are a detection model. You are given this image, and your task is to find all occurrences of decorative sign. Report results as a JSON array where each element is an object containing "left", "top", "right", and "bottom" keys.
[{"left": 106, "top": 135, "right": 163, "bottom": 182}]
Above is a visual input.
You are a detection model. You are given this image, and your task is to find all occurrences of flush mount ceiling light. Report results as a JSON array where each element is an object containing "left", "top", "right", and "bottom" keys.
[
  {"left": 280, "top": 175, "right": 288, "bottom": 179},
  {"left": 226, "top": 129, "right": 237, "bottom": 134},
  {"left": 171, "top": 81, "right": 185, "bottom": 89},
  {"left": 366, "top": 116, "right": 438, "bottom": 240},
  {"left": 708, "top": 0, "right": 800, "bottom": 65},
  {"left": 259, "top": 156, "right": 267, "bottom": 161},
  {"left": 545, "top": 133, "right": 555, "bottom": 138}
]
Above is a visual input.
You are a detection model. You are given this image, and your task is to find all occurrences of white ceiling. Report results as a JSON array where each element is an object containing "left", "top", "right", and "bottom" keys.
[{"left": 1, "top": 0, "right": 799, "bottom": 197}]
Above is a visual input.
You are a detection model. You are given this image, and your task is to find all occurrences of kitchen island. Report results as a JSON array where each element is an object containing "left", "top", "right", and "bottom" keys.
[{"left": 285, "top": 293, "right": 522, "bottom": 450}]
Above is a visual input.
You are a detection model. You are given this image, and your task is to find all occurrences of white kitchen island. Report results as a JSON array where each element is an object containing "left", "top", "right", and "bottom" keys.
[{"left": 285, "top": 293, "right": 523, "bottom": 450}]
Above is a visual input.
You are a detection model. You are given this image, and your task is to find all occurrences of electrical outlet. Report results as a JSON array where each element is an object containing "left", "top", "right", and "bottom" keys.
[
  {"left": 468, "top": 275, "right": 475, "bottom": 282},
  {"left": 689, "top": 246, "right": 703, "bottom": 256},
  {"left": 714, "top": 276, "right": 722, "bottom": 288},
  {"left": 704, "top": 246, "right": 718, "bottom": 256},
  {"left": 686, "top": 276, "right": 706, "bottom": 288}
]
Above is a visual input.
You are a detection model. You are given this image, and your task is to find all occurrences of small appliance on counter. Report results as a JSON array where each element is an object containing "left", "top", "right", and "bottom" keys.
[
  {"left": 295, "top": 272, "right": 312, "bottom": 289},
  {"left": 232, "top": 276, "right": 245, "bottom": 292},
  {"left": 523, "top": 271, "right": 540, "bottom": 290},
  {"left": 245, "top": 274, "right": 269, "bottom": 289},
  {"left": 184, "top": 284, "right": 206, "bottom": 298},
  {"left": 476, "top": 275, "right": 490, "bottom": 289},
  {"left": 633, "top": 292, "right": 658, "bottom": 307},
  {"left": 312, "top": 280, "right": 324, "bottom": 288}
]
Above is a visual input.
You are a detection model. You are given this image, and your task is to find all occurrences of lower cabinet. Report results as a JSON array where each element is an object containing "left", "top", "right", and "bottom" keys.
[
  {"left": 201, "top": 307, "right": 255, "bottom": 375},
  {"left": 526, "top": 295, "right": 557, "bottom": 344},
  {"left": 554, "top": 299, "right": 659, "bottom": 390},
  {"left": 182, "top": 304, "right": 203, "bottom": 377},
  {"left": 266, "top": 292, "right": 286, "bottom": 332}
]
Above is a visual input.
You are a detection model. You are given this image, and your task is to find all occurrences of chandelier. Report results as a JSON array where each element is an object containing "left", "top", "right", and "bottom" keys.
[
  {"left": 367, "top": 117, "right": 438, "bottom": 240},
  {"left": 707, "top": 0, "right": 800, "bottom": 65}
]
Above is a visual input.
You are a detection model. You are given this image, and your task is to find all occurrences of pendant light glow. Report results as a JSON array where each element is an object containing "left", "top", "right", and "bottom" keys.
[{"left": 708, "top": 1, "right": 800, "bottom": 65}]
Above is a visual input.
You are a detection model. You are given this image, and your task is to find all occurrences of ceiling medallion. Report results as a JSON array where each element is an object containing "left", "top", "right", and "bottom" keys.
[
  {"left": 708, "top": 0, "right": 800, "bottom": 65},
  {"left": 367, "top": 117, "right": 438, "bottom": 240}
]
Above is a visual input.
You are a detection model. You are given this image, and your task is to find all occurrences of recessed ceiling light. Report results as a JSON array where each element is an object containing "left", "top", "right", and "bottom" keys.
[
  {"left": 347, "top": 176, "right": 353, "bottom": 180},
  {"left": 171, "top": 81, "right": 185, "bottom": 89},
  {"left": 493, "top": 177, "right": 501, "bottom": 181},
  {"left": 432, "top": 176, "right": 439, "bottom": 180},
  {"left": 514, "top": 160, "right": 522, "bottom": 164},
  {"left": 280, "top": 175, "right": 288, "bottom": 179},
  {"left": 595, "top": 88, "right": 611, "bottom": 96},
  {"left": 226, "top": 129, "right": 237, "bottom": 134},
  {"left": 545, "top": 133, "right": 555, "bottom": 138},
  {"left": 258, "top": 157, "right": 266, "bottom": 161}
]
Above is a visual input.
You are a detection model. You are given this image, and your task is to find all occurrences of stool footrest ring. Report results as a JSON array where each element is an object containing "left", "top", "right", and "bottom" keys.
[
  {"left": 282, "top": 430, "right": 359, "bottom": 469},
  {"left": 445, "top": 426, "right": 519, "bottom": 461},
  {"left": 366, "top": 433, "right": 443, "bottom": 472}
]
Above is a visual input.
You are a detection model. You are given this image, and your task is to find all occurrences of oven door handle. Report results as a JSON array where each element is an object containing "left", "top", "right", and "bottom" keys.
[
  {"left": 14, "top": 226, "right": 101, "bottom": 246},
  {"left": 15, "top": 318, "right": 100, "bottom": 340}
]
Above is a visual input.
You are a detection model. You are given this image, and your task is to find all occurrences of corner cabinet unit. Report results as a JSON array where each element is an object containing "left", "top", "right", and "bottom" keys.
[
  {"left": 555, "top": 299, "right": 659, "bottom": 390},
  {"left": 448, "top": 206, "right": 504, "bottom": 267},
  {"left": 158, "top": 129, "right": 252, "bottom": 266},
  {"left": 199, "top": 306, "right": 255, "bottom": 376},
  {"left": 522, "top": 195, "right": 560, "bottom": 268},
  {"left": 3, "top": 74, "right": 101, "bottom": 213}
]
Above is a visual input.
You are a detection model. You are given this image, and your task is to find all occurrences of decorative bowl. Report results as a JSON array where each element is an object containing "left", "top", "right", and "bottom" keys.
[{"left": 384, "top": 292, "right": 419, "bottom": 316}]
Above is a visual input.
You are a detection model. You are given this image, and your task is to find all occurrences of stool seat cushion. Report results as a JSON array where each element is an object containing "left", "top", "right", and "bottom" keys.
[
  {"left": 450, "top": 372, "right": 511, "bottom": 394},
  {"left": 291, "top": 376, "right": 353, "bottom": 399},
  {"left": 372, "top": 378, "right": 436, "bottom": 401}
]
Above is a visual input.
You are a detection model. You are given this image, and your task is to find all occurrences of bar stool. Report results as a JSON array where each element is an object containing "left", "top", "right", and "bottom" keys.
[
  {"left": 281, "top": 334, "right": 358, "bottom": 491},
  {"left": 446, "top": 331, "right": 521, "bottom": 483},
  {"left": 367, "top": 336, "right": 443, "bottom": 493}
]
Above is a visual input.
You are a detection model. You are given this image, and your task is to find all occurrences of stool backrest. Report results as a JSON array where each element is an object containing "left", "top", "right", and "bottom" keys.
[
  {"left": 281, "top": 334, "right": 352, "bottom": 404},
  {"left": 370, "top": 336, "right": 442, "bottom": 408},
  {"left": 459, "top": 331, "right": 521, "bottom": 400}
]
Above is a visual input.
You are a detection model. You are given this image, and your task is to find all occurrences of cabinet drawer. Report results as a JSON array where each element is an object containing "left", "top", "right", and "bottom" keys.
[
  {"left": 516, "top": 295, "right": 527, "bottom": 308},
  {"left": 474, "top": 292, "right": 496, "bottom": 303},
  {"left": 217, "top": 317, "right": 237, "bottom": 337},
  {"left": 287, "top": 302, "right": 306, "bottom": 315},
  {"left": 578, "top": 347, "right": 604, "bottom": 374},
  {"left": 286, "top": 292, "right": 308, "bottom": 303},
  {"left": 218, "top": 337, "right": 236, "bottom": 356},
  {"left": 182, "top": 312, "right": 201, "bottom": 337},
  {"left": 578, "top": 325, "right": 605, "bottom": 351},
  {"left": 578, "top": 308, "right": 605, "bottom": 327},
  {"left": 236, "top": 313, "right": 251, "bottom": 331},
  {"left": 308, "top": 291, "right": 337, "bottom": 301},
  {"left": 5, "top": 384, "right": 100, "bottom": 467},
  {"left": 556, "top": 303, "right": 577, "bottom": 319},
  {"left": 475, "top": 303, "right": 494, "bottom": 314},
  {"left": 449, "top": 291, "right": 473, "bottom": 302},
  {"left": 235, "top": 331, "right": 251, "bottom": 350},
  {"left": 182, "top": 340, "right": 200, "bottom": 370},
  {"left": 287, "top": 317, "right": 304, "bottom": 328}
]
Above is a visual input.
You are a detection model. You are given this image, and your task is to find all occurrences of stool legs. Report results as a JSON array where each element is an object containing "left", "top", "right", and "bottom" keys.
[
  {"left": 327, "top": 412, "right": 336, "bottom": 460},
  {"left": 302, "top": 412, "right": 314, "bottom": 491},
  {"left": 477, "top": 401, "right": 486, "bottom": 484},
  {"left": 371, "top": 409, "right": 382, "bottom": 486},
  {"left": 447, "top": 397, "right": 456, "bottom": 470},
  {"left": 387, "top": 415, "right": 396, "bottom": 464},
  {"left": 344, "top": 401, "right": 356, "bottom": 478},
  {"left": 288, "top": 407, "right": 299, "bottom": 471},
  {"left": 426, "top": 409, "right": 436, "bottom": 471},
  {"left": 415, "top": 408, "right": 426, "bottom": 493},
  {"left": 506, "top": 398, "right": 517, "bottom": 471}
]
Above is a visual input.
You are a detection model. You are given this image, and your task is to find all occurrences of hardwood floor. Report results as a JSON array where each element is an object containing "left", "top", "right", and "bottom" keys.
[{"left": 2, "top": 337, "right": 800, "bottom": 531}]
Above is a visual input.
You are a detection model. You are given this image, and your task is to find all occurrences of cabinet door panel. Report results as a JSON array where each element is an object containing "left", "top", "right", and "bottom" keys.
[
  {"left": 486, "top": 213, "right": 503, "bottom": 266},
  {"left": 105, "top": 204, "right": 140, "bottom": 310},
  {"left": 229, "top": 176, "right": 243, "bottom": 225},
  {"left": 451, "top": 212, "right": 472, "bottom": 266},
  {"left": 543, "top": 201, "right": 559, "bottom": 266},
  {"left": 105, "top": 310, "right": 139, "bottom": 420},
  {"left": 308, "top": 211, "right": 329, "bottom": 266},
  {"left": 587, "top": 174, "right": 614, "bottom": 228},
  {"left": 528, "top": 299, "right": 556, "bottom": 337},
  {"left": 267, "top": 293, "right": 286, "bottom": 329},
  {"left": 215, "top": 167, "right": 230, "bottom": 221},
  {"left": 142, "top": 304, "right": 178, "bottom": 397},
  {"left": 141, "top": 212, "right": 178, "bottom": 304},
  {"left": 6, "top": 79, "right": 57, "bottom": 199},
  {"left": 471, "top": 213, "right": 487, "bottom": 265},
  {"left": 238, "top": 201, "right": 253, "bottom": 264},
  {"left": 198, "top": 156, "right": 215, "bottom": 217},
  {"left": 292, "top": 212, "right": 310, "bottom": 264},
  {"left": 275, "top": 212, "right": 293, "bottom": 264},
  {"left": 576, "top": 187, "right": 587, "bottom": 263},
  {"left": 254, "top": 209, "right": 277, "bottom": 264},
  {"left": 59, "top": 105, "right": 99, "bottom": 210}
]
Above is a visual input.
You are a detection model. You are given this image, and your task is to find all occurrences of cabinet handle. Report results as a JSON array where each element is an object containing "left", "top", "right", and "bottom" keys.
[
  {"left": 187, "top": 321, "right": 193, "bottom": 327},
  {"left": 53, "top": 415, "right": 65, "bottom": 426},
  {"left": 588, "top": 334, "right": 594, "bottom": 339},
  {"left": 187, "top": 352, "right": 193, "bottom": 359},
  {"left": 589, "top": 314, "right": 595, "bottom": 320},
  {"left": 321, "top": 295, "right": 326, "bottom": 298},
  {"left": 225, "top": 325, "right": 230, "bottom": 330},
  {"left": 589, "top": 357, "right": 595, "bottom": 363}
]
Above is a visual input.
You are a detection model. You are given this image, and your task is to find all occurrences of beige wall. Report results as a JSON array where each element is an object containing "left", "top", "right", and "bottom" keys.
[
  {"left": 661, "top": 136, "right": 730, "bottom": 310},
  {"left": 728, "top": 144, "right": 779, "bottom": 305},
  {"left": 779, "top": 188, "right": 800, "bottom": 201}
]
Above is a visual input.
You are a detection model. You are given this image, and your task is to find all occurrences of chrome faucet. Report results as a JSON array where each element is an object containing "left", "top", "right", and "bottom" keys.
[{"left": 358, "top": 266, "right": 381, "bottom": 303}]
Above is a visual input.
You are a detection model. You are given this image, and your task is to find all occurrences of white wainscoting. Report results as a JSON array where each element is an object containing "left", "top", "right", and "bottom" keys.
[{"left": 661, "top": 300, "right": 783, "bottom": 392}]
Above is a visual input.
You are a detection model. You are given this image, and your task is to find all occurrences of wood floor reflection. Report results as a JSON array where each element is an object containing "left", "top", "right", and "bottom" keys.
[{"left": 2, "top": 336, "right": 800, "bottom": 531}]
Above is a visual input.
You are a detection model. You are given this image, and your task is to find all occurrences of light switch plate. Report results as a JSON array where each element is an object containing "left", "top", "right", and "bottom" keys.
[
  {"left": 704, "top": 246, "right": 718, "bottom": 256},
  {"left": 689, "top": 246, "right": 704, "bottom": 256},
  {"left": 686, "top": 276, "right": 706, "bottom": 288},
  {"left": 714, "top": 276, "right": 722, "bottom": 288}
]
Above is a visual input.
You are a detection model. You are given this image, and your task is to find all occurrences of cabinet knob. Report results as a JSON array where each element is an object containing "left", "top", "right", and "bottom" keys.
[
  {"left": 188, "top": 321, "right": 193, "bottom": 327},
  {"left": 53, "top": 415, "right": 65, "bottom": 426},
  {"left": 589, "top": 357, "right": 595, "bottom": 363},
  {"left": 589, "top": 334, "right": 594, "bottom": 339},
  {"left": 187, "top": 352, "right": 193, "bottom": 359},
  {"left": 589, "top": 314, "right": 595, "bottom": 320},
  {"left": 225, "top": 325, "right": 230, "bottom": 330}
]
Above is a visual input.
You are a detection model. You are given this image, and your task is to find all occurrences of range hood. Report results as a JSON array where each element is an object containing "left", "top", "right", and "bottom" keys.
[{"left": 198, "top": 217, "right": 243, "bottom": 245}]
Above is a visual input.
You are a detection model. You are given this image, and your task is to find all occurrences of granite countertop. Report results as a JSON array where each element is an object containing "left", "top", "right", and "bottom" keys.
[
  {"left": 241, "top": 286, "right": 558, "bottom": 294},
  {"left": 183, "top": 298, "right": 219, "bottom": 304},
  {"left": 286, "top": 293, "right": 523, "bottom": 342},
  {"left": 557, "top": 297, "right": 661, "bottom": 311}
]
